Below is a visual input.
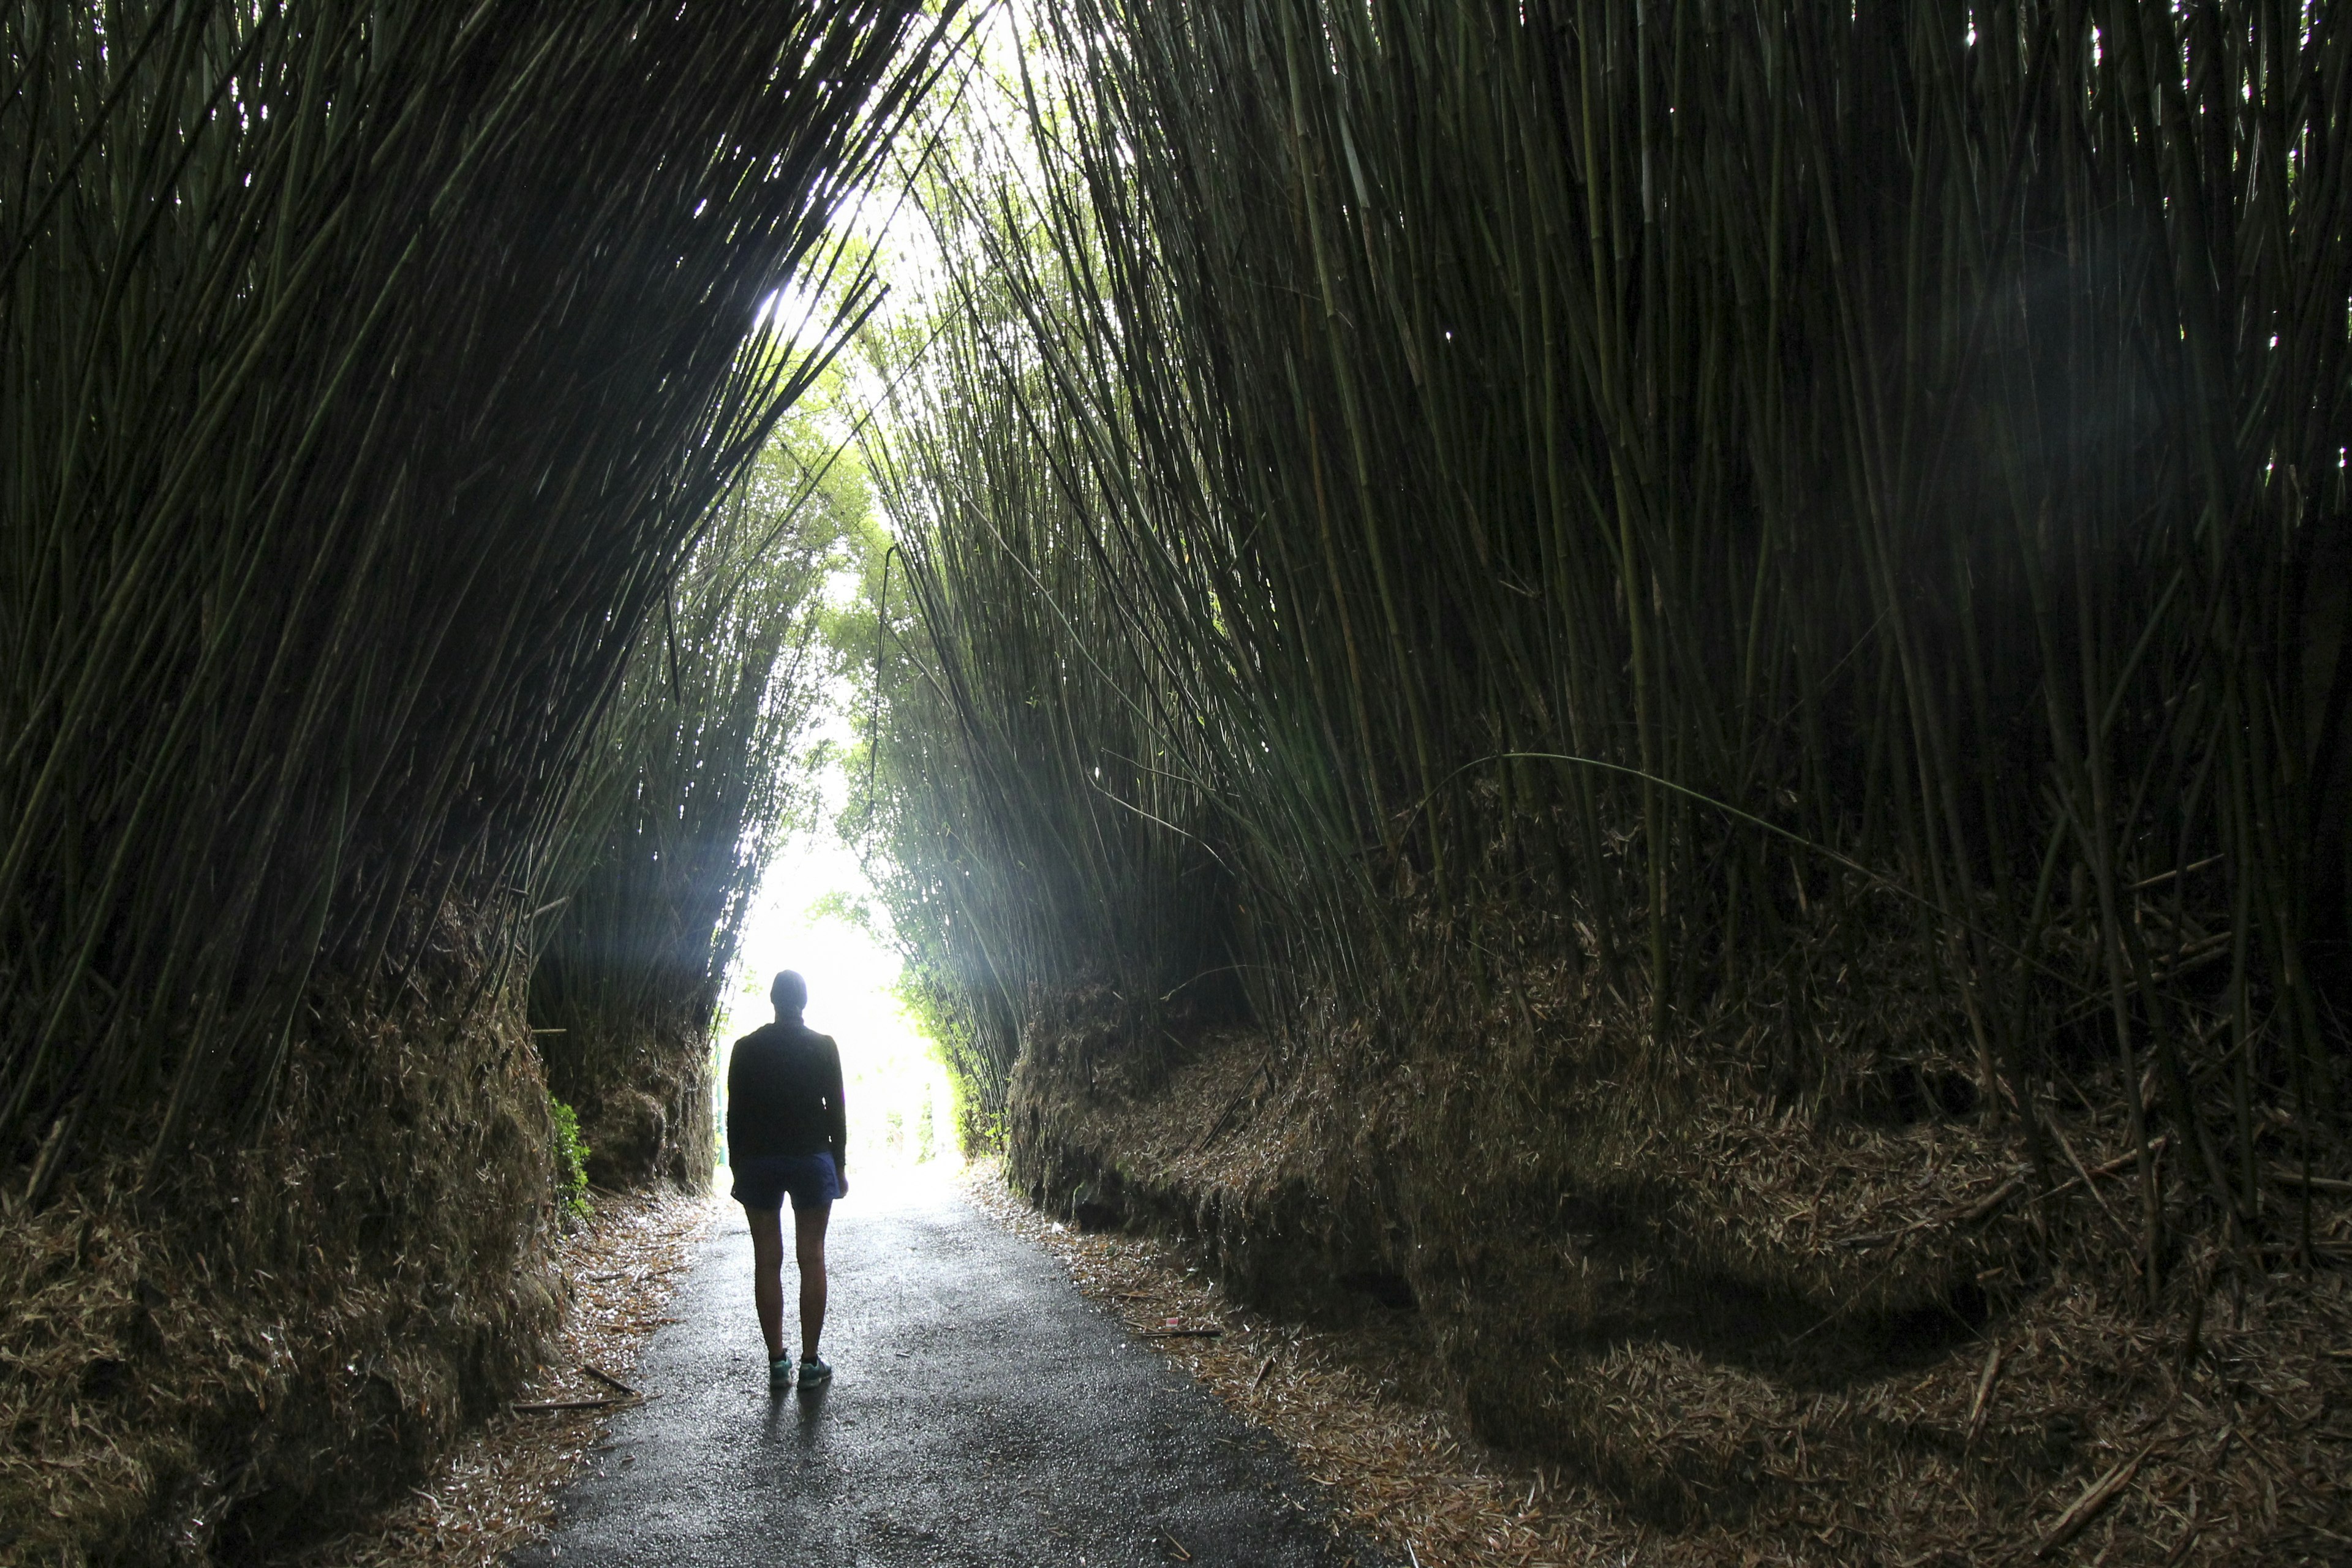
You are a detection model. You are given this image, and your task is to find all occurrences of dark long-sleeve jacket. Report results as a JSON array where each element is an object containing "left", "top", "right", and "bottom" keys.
[{"left": 725, "top": 1016, "right": 846, "bottom": 1170}]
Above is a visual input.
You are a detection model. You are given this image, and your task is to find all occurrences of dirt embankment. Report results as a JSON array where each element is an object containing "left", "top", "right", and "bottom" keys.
[
  {"left": 1007, "top": 971, "right": 2350, "bottom": 1562},
  {"left": 540, "top": 1010, "right": 713, "bottom": 1193},
  {"left": 0, "top": 907, "right": 565, "bottom": 1567},
  {"left": 290, "top": 1186, "right": 712, "bottom": 1568}
]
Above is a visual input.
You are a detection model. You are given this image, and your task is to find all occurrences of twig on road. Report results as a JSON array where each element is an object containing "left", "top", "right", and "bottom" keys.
[{"left": 581, "top": 1363, "right": 640, "bottom": 1396}]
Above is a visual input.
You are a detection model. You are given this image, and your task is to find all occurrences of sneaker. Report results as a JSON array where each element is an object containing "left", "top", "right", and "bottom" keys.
[
  {"left": 768, "top": 1355, "right": 795, "bottom": 1389},
  {"left": 797, "top": 1354, "right": 832, "bottom": 1389}
]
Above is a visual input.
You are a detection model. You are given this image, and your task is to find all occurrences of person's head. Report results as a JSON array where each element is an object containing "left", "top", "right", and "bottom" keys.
[{"left": 771, "top": 970, "right": 808, "bottom": 1019}]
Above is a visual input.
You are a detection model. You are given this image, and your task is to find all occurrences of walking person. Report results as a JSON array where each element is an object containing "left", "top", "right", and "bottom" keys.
[{"left": 726, "top": 970, "right": 848, "bottom": 1390}]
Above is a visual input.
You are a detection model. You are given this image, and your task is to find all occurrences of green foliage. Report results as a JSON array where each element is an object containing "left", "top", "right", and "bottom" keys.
[
  {"left": 528, "top": 387, "right": 881, "bottom": 1188},
  {"left": 807, "top": 889, "right": 883, "bottom": 941},
  {"left": 532, "top": 393, "right": 873, "bottom": 1055},
  {"left": 894, "top": 964, "right": 1003, "bottom": 1155},
  {"left": 864, "top": 0, "right": 2352, "bottom": 1251},
  {"left": 548, "top": 1095, "right": 592, "bottom": 1219}
]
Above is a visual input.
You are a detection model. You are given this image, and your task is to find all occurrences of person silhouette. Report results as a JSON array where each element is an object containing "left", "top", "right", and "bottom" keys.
[{"left": 725, "top": 970, "right": 848, "bottom": 1389}]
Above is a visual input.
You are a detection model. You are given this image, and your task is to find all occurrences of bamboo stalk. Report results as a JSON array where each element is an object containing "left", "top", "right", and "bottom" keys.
[{"left": 856, "top": 0, "right": 2348, "bottom": 1281}]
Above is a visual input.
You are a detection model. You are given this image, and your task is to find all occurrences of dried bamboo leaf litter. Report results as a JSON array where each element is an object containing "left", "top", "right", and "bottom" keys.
[
  {"left": 976, "top": 1065, "right": 2350, "bottom": 1568},
  {"left": 290, "top": 1188, "right": 714, "bottom": 1568},
  {"left": 0, "top": 907, "right": 562, "bottom": 1565}
]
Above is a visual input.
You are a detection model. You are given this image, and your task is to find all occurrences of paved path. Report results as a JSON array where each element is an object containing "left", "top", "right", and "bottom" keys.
[{"left": 513, "top": 1171, "right": 1385, "bottom": 1567}]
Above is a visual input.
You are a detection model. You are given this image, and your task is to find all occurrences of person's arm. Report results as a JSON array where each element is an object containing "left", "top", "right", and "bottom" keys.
[
  {"left": 823, "top": 1036, "right": 848, "bottom": 1178},
  {"left": 723, "top": 1041, "right": 742, "bottom": 1153}
]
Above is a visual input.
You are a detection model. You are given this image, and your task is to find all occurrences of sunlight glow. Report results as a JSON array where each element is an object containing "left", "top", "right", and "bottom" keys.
[
  {"left": 710, "top": 682, "right": 954, "bottom": 1183},
  {"left": 756, "top": 279, "right": 831, "bottom": 347}
]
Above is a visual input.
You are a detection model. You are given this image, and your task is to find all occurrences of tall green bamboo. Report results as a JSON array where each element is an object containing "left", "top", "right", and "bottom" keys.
[
  {"left": 530, "top": 413, "right": 862, "bottom": 1187},
  {"left": 869, "top": 0, "right": 2350, "bottom": 1273},
  {"left": 1, "top": 0, "right": 958, "bottom": 1197}
]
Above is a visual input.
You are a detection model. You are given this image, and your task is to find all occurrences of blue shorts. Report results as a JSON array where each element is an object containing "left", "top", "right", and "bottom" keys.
[{"left": 729, "top": 1152, "right": 839, "bottom": 1213}]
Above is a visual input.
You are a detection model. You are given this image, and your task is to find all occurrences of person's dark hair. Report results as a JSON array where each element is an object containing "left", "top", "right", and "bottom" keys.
[{"left": 771, "top": 970, "right": 808, "bottom": 1016}]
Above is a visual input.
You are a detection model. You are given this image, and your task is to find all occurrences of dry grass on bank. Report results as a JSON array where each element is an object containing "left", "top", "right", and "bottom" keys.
[
  {"left": 969, "top": 1163, "right": 2350, "bottom": 1567},
  {"left": 288, "top": 1188, "right": 713, "bottom": 1568},
  {"left": 0, "top": 940, "right": 563, "bottom": 1568},
  {"left": 969, "top": 1163, "right": 1645, "bottom": 1567}
]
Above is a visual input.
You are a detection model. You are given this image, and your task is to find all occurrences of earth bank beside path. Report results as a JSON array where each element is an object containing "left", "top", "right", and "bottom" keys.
[{"left": 511, "top": 1167, "right": 1389, "bottom": 1568}]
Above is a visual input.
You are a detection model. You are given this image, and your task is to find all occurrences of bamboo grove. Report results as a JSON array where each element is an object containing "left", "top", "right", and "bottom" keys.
[
  {"left": 531, "top": 426, "right": 865, "bottom": 1188},
  {"left": 871, "top": 0, "right": 2349, "bottom": 1278},
  {"left": 1, "top": 0, "right": 943, "bottom": 1197},
  {"left": 1, "top": 2, "right": 954, "bottom": 1556}
]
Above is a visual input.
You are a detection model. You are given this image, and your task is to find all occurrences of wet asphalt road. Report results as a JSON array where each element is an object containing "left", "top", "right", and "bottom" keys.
[{"left": 511, "top": 1172, "right": 1385, "bottom": 1568}]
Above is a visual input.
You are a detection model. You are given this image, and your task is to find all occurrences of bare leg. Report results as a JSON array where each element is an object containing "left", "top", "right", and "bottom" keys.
[
  {"left": 793, "top": 1202, "right": 831, "bottom": 1360},
  {"left": 745, "top": 1205, "right": 785, "bottom": 1362}
]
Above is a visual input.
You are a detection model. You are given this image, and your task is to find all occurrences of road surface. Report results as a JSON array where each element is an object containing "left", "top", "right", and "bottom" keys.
[{"left": 513, "top": 1169, "right": 1387, "bottom": 1567}]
